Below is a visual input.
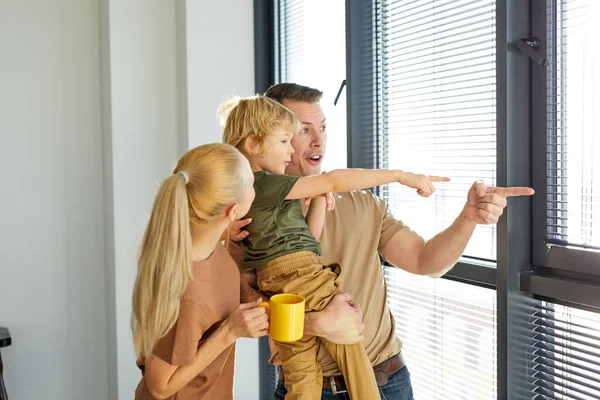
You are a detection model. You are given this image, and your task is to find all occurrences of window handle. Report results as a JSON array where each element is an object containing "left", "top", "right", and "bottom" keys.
[
  {"left": 517, "top": 37, "right": 549, "bottom": 67},
  {"left": 334, "top": 79, "right": 346, "bottom": 106}
]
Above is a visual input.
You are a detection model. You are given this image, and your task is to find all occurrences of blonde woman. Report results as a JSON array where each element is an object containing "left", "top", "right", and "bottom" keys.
[
  {"left": 221, "top": 96, "right": 449, "bottom": 400},
  {"left": 131, "top": 143, "right": 268, "bottom": 400}
]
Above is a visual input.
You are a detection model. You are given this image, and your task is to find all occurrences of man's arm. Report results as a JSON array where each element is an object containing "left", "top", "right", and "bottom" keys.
[
  {"left": 239, "top": 268, "right": 365, "bottom": 344},
  {"left": 305, "top": 196, "right": 326, "bottom": 240},
  {"left": 381, "top": 211, "right": 475, "bottom": 277},
  {"left": 304, "top": 293, "right": 365, "bottom": 344},
  {"left": 382, "top": 181, "right": 534, "bottom": 277}
]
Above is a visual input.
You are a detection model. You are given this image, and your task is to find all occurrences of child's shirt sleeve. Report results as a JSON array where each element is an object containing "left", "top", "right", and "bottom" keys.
[{"left": 253, "top": 171, "right": 300, "bottom": 208}]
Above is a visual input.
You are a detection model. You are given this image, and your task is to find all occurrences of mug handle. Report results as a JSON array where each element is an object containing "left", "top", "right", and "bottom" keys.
[{"left": 258, "top": 301, "right": 270, "bottom": 310}]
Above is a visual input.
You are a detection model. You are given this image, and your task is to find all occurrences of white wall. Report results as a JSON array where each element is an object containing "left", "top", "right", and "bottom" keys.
[
  {"left": 0, "top": 0, "right": 109, "bottom": 399},
  {"left": 0, "top": 0, "right": 259, "bottom": 399},
  {"left": 184, "top": 2, "right": 259, "bottom": 399},
  {"left": 186, "top": 0, "right": 256, "bottom": 147},
  {"left": 101, "top": 0, "right": 185, "bottom": 398}
]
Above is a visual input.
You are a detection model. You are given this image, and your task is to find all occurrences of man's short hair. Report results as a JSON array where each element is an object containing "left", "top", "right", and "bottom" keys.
[{"left": 264, "top": 83, "right": 323, "bottom": 104}]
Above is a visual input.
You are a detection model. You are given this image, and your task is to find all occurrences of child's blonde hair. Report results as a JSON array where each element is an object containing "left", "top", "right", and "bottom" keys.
[
  {"left": 219, "top": 95, "right": 301, "bottom": 157},
  {"left": 131, "top": 143, "right": 249, "bottom": 360}
]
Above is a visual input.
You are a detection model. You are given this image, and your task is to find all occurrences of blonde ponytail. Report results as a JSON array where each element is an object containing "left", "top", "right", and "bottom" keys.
[{"left": 131, "top": 143, "right": 249, "bottom": 360}]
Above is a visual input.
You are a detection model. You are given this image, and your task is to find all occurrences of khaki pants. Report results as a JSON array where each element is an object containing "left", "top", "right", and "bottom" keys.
[{"left": 257, "top": 251, "right": 380, "bottom": 400}]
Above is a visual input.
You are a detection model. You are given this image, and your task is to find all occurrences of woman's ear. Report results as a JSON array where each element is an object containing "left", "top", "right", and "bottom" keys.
[{"left": 225, "top": 204, "right": 238, "bottom": 222}]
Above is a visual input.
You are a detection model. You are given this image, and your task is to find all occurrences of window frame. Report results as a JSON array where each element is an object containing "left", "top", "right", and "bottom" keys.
[
  {"left": 531, "top": 0, "right": 600, "bottom": 279},
  {"left": 494, "top": 1, "right": 538, "bottom": 396},
  {"left": 255, "top": 1, "right": 600, "bottom": 399},
  {"left": 347, "top": 0, "right": 500, "bottom": 286},
  {"left": 528, "top": 0, "right": 600, "bottom": 310},
  {"left": 350, "top": 2, "right": 502, "bottom": 395}
]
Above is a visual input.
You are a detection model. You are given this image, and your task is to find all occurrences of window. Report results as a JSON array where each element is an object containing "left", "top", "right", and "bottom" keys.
[
  {"left": 534, "top": 0, "right": 600, "bottom": 274},
  {"left": 528, "top": 0, "right": 600, "bottom": 395},
  {"left": 530, "top": 302, "right": 600, "bottom": 399},
  {"left": 378, "top": 2, "right": 499, "bottom": 398},
  {"left": 261, "top": 1, "right": 348, "bottom": 396},
  {"left": 385, "top": 268, "right": 497, "bottom": 399},
  {"left": 381, "top": 0, "right": 498, "bottom": 262},
  {"left": 275, "top": 0, "right": 347, "bottom": 171},
  {"left": 545, "top": 0, "right": 599, "bottom": 248},
  {"left": 260, "top": 1, "right": 600, "bottom": 398}
]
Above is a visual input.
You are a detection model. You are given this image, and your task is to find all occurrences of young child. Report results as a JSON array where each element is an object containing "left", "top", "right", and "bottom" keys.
[
  {"left": 131, "top": 143, "right": 269, "bottom": 400},
  {"left": 221, "top": 96, "right": 449, "bottom": 400}
]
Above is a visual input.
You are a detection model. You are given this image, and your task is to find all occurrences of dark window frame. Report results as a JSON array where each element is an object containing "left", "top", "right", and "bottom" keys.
[
  {"left": 528, "top": 0, "right": 600, "bottom": 308},
  {"left": 531, "top": 0, "right": 600, "bottom": 278}
]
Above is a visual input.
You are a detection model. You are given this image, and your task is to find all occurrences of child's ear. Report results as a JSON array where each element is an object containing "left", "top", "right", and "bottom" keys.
[{"left": 245, "top": 135, "right": 260, "bottom": 156}]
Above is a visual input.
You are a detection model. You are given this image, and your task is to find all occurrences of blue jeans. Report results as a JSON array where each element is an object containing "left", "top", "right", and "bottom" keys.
[{"left": 274, "top": 365, "right": 414, "bottom": 400}]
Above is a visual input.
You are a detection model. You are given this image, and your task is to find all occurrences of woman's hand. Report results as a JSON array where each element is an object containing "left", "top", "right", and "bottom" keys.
[
  {"left": 221, "top": 218, "right": 253, "bottom": 242},
  {"left": 398, "top": 172, "right": 450, "bottom": 197},
  {"left": 222, "top": 298, "right": 269, "bottom": 342}
]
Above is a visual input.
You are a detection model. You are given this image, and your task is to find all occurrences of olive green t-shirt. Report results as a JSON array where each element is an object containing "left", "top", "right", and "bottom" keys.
[{"left": 241, "top": 171, "right": 321, "bottom": 271}]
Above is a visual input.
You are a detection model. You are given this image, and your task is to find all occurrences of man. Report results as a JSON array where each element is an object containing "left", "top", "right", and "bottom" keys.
[{"left": 234, "top": 83, "right": 534, "bottom": 399}]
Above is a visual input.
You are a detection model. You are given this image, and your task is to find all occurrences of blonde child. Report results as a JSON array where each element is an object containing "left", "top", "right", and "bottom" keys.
[
  {"left": 131, "top": 143, "right": 269, "bottom": 400},
  {"left": 221, "top": 96, "right": 448, "bottom": 399}
]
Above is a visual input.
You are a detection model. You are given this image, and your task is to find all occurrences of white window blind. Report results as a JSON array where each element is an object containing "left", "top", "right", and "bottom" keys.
[
  {"left": 531, "top": 302, "right": 600, "bottom": 399},
  {"left": 545, "top": 0, "right": 600, "bottom": 249},
  {"left": 381, "top": 0, "right": 497, "bottom": 261},
  {"left": 385, "top": 268, "right": 497, "bottom": 399},
  {"left": 379, "top": 2, "right": 499, "bottom": 399},
  {"left": 276, "top": 0, "right": 347, "bottom": 171}
]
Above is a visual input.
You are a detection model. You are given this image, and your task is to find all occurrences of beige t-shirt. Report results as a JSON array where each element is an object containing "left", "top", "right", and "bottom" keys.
[
  {"left": 317, "top": 190, "right": 406, "bottom": 376},
  {"left": 135, "top": 243, "right": 240, "bottom": 400}
]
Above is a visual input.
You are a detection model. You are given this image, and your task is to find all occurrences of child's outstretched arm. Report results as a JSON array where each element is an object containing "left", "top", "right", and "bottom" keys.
[{"left": 285, "top": 169, "right": 450, "bottom": 201}]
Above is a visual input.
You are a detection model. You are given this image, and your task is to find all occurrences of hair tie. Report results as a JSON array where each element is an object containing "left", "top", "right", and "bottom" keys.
[{"left": 177, "top": 170, "right": 189, "bottom": 184}]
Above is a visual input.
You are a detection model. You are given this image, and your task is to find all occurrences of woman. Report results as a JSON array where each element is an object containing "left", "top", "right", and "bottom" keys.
[{"left": 131, "top": 143, "right": 268, "bottom": 399}]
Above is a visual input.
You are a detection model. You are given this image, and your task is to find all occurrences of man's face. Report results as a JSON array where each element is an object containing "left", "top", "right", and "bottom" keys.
[{"left": 282, "top": 99, "right": 327, "bottom": 177}]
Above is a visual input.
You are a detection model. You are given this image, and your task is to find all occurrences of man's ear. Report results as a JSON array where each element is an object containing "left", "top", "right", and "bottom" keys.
[{"left": 225, "top": 204, "right": 238, "bottom": 222}]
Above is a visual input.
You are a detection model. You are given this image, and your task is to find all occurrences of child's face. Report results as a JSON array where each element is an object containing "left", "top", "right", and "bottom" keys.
[{"left": 254, "top": 128, "right": 295, "bottom": 174}]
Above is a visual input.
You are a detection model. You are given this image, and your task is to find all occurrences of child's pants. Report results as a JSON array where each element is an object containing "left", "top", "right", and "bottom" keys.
[{"left": 257, "top": 251, "right": 380, "bottom": 400}]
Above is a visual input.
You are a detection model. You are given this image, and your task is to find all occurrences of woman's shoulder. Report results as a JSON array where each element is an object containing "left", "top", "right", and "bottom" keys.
[{"left": 183, "top": 243, "right": 240, "bottom": 308}]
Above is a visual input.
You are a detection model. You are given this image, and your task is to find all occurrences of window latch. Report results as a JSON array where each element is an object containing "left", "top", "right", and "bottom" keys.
[
  {"left": 517, "top": 37, "right": 549, "bottom": 67},
  {"left": 334, "top": 79, "right": 346, "bottom": 106}
]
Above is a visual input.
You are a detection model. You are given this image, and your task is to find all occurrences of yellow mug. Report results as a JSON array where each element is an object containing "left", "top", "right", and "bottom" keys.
[{"left": 259, "top": 294, "right": 305, "bottom": 343}]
